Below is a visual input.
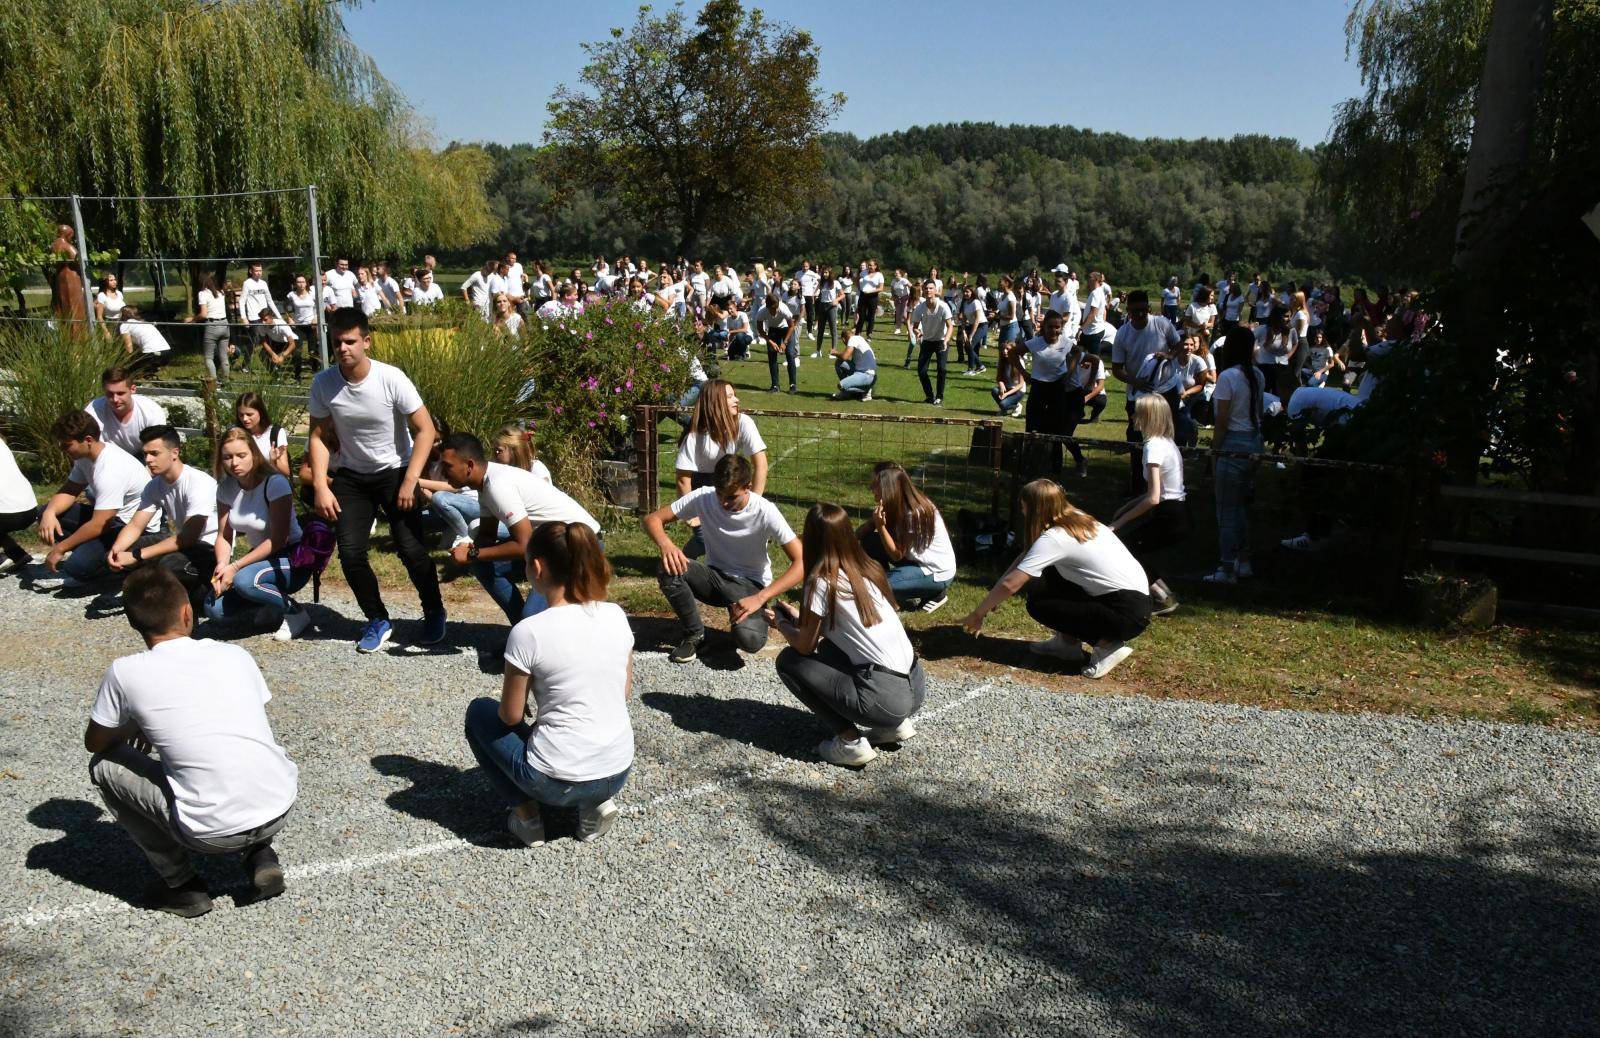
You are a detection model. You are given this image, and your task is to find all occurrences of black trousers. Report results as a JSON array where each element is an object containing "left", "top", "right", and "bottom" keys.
[
  {"left": 1025, "top": 568, "right": 1150, "bottom": 662},
  {"left": 917, "top": 340, "right": 948, "bottom": 401},
  {"left": 1116, "top": 498, "right": 1192, "bottom": 585},
  {"left": 331, "top": 466, "right": 443, "bottom": 621},
  {"left": 0, "top": 508, "right": 35, "bottom": 565},
  {"left": 126, "top": 536, "right": 217, "bottom": 616},
  {"left": 1026, "top": 380, "right": 1087, "bottom": 469},
  {"left": 854, "top": 293, "right": 880, "bottom": 336}
]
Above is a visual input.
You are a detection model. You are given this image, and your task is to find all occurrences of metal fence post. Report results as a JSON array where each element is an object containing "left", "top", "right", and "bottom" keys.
[
  {"left": 633, "top": 405, "right": 659, "bottom": 513},
  {"left": 69, "top": 195, "right": 95, "bottom": 333},
  {"left": 306, "top": 185, "right": 327, "bottom": 369}
]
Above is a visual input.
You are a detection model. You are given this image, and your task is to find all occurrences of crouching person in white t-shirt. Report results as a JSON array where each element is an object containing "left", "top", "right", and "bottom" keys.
[
  {"left": 768, "top": 503, "right": 926, "bottom": 768},
  {"left": 85, "top": 566, "right": 298, "bottom": 917},
  {"left": 463, "top": 521, "right": 633, "bottom": 847},
  {"left": 963, "top": 479, "right": 1151, "bottom": 680},
  {"left": 642, "top": 454, "right": 804, "bottom": 664},
  {"left": 107, "top": 425, "right": 220, "bottom": 615}
]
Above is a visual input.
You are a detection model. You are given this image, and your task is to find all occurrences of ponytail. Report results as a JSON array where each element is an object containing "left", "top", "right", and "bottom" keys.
[{"left": 526, "top": 521, "right": 611, "bottom": 604}]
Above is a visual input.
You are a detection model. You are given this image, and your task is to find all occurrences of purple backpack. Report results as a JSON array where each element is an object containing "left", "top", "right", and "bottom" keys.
[{"left": 290, "top": 516, "right": 338, "bottom": 602}]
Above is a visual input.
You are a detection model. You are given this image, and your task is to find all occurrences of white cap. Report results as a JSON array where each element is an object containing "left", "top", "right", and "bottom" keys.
[{"left": 1051, "top": 263, "right": 1070, "bottom": 274}]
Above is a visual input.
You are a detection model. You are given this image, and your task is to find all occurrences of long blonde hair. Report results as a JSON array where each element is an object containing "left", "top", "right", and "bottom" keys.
[
  {"left": 1133, "top": 394, "right": 1176, "bottom": 442},
  {"left": 1019, "top": 479, "right": 1099, "bottom": 545},
  {"left": 494, "top": 425, "right": 534, "bottom": 470}
]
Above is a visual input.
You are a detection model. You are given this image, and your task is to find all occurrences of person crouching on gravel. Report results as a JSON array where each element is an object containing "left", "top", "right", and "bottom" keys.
[
  {"left": 463, "top": 521, "right": 633, "bottom": 847},
  {"left": 85, "top": 566, "right": 298, "bottom": 917},
  {"left": 767, "top": 503, "right": 925, "bottom": 768},
  {"left": 962, "top": 478, "right": 1151, "bottom": 679}
]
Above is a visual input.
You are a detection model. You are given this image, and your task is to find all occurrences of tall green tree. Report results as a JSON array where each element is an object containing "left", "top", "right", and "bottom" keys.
[{"left": 542, "top": 0, "right": 844, "bottom": 257}]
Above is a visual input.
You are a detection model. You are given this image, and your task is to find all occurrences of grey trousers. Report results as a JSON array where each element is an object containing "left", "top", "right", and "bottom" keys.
[
  {"left": 89, "top": 743, "right": 289, "bottom": 887},
  {"left": 201, "top": 319, "right": 230, "bottom": 380},
  {"left": 658, "top": 560, "right": 769, "bottom": 652},
  {"left": 776, "top": 640, "right": 926, "bottom": 733}
]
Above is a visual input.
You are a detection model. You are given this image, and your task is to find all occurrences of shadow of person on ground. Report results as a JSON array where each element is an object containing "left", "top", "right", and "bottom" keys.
[
  {"left": 640, "top": 690, "right": 816, "bottom": 760},
  {"left": 24, "top": 798, "right": 151, "bottom": 905},
  {"left": 370, "top": 753, "right": 548, "bottom": 846}
]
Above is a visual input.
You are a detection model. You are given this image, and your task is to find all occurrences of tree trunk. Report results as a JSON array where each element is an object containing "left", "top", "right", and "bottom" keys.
[{"left": 1453, "top": 0, "right": 1554, "bottom": 274}]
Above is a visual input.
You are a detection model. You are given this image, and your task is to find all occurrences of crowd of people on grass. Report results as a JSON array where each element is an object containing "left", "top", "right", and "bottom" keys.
[{"left": 0, "top": 249, "right": 1425, "bottom": 917}]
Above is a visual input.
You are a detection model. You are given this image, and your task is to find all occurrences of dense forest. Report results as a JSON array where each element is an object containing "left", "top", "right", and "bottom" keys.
[{"left": 444, "top": 123, "right": 1340, "bottom": 285}]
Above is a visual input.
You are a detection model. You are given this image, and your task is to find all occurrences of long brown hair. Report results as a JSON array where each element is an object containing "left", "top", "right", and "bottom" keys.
[
  {"left": 1019, "top": 479, "right": 1099, "bottom": 545},
  {"left": 527, "top": 521, "right": 610, "bottom": 604},
  {"left": 801, "top": 502, "right": 895, "bottom": 628},
  {"left": 214, "top": 425, "right": 272, "bottom": 484},
  {"left": 871, "top": 461, "right": 938, "bottom": 556},
  {"left": 233, "top": 391, "right": 272, "bottom": 434},
  {"left": 689, "top": 378, "right": 739, "bottom": 449}
]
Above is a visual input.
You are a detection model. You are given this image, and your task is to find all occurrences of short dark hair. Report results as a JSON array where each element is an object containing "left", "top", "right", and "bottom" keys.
[
  {"left": 713, "top": 453, "right": 754, "bottom": 494},
  {"left": 52, "top": 410, "right": 100, "bottom": 442},
  {"left": 1127, "top": 289, "right": 1149, "bottom": 306},
  {"left": 139, "top": 424, "right": 182, "bottom": 451},
  {"left": 440, "top": 432, "right": 486, "bottom": 465},
  {"left": 101, "top": 366, "right": 135, "bottom": 387},
  {"left": 327, "top": 307, "right": 370, "bottom": 338},
  {"left": 123, "top": 566, "right": 188, "bottom": 637}
]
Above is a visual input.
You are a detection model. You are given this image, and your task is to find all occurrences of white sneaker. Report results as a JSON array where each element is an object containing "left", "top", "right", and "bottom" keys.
[
  {"left": 507, "top": 806, "right": 546, "bottom": 847},
  {"left": 273, "top": 606, "right": 311, "bottom": 642},
  {"left": 818, "top": 732, "right": 877, "bottom": 767},
  {"left": 865, "top": 718, "right": 916, "bottom": 745},
  {"left": 1236, "top": 560, "right": 1255, "bottom": 579},
  {"left": 1028, "top": 633, "right": 1079, "bottom": 659},
  {"left": 862, "top": 389, "right": 872, "bottom": 401},
  {"left": 810, "top": 351, "right": 822, "bottom": 359},
  {"left": 1281, "top": 534, "right": 1315, "bottom": 551},
  {"left": 0, "top": 556, "right": 24, "bottom": 575},
  {"left": 578, "top": 799, "right": 620, "bottom": 843},
  {"left": 1202, "top": 567, "right": 1237, "bottom": 585},
  {"left": 1082, "top": 643, "right": 1134, "bottom": 679},
  {"left": 450, "top": 535, "right": 473, "bottom": 550}
]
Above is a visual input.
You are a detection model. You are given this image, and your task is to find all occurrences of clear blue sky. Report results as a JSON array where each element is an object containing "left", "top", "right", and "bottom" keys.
[{"left": 343, "top": 0, "right": 1365, "bottom": 147}]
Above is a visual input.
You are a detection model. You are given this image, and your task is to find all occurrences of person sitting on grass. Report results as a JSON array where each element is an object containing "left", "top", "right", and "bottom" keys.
[
  {"left": 643, "top": 453, "right": 803, "bottom": 664},
  {"left": 962, "top": 478, "right": 1150, "bottom": 679},
  {"left": 830, "top": 333, "right": 877, "bottom": 401},
  {"left": 205, "top": 428, "right": 312, "bottom": 641},
  {"left": 34, "top": 410, "right": 148, "bottom": 588},
  {"left": 85, "top": 566, "right": 298, "bottom": 918},
  {"left": 858, "top": 461, "right": 956, "bottom": 612},
  {"left": 107, "top": 425, "right": 220, "bottom": 616},
  {"left": 1109, "top": 395, "right": 1190, "bottom": 617},
  {"left": 992, "top": 338, "right": 1028, "bottom": 416},
  {"left": 463, "top": 520, "right": 632, "bottom": 848},
  {"left": 767, "top": 502, "right": 925, "bottom": 768}
]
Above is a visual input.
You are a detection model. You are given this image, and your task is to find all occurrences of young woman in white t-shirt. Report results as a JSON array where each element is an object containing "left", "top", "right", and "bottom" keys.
[
  {"left": 1205, "top": 327, "right": 1266, "bottom": 584},
  {"left": 233, "top": 391, "right": 292, "bottom": 479},
  {"left": 205, "top": 428, "right": 311, "bottom": 640},
  {"left": 94, "top": 273, "right": 126, "bottom": 336},
  {"left": 674, "top": 379, "right": 767, "bottom": 558},
  {"left": 191, "top": 273, "right": 232, "bottom": 381},
  {"left": 464, "top": 520, "right": 633, "bottom": 846},
  {"left": 768, "top": 502, "right": 925, "bottom": 768},
  {"left": 962, "top": 479, "right": 1150, "bottom": 679},
  {"left": 1110, "top": 395, "right": 1190, "bottom": 616},
  {"left": 859, "top": 462, "right": 956, "bottom": 612},
  {"left": 1253, "top": 306, "right": 1299, "bottom": 405}
]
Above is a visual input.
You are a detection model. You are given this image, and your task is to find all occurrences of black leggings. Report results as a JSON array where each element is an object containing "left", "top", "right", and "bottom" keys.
[
  {"left": 854, "top": 293, "right": 879, "bottom": 336},
  {"left": 1025, "top": 568, "right": 1151, "bottom": 663},
  {"left": 1025, "top": 380, "right": 1087, "bottom": 469},
  {"left": 1116, "top": 498, "right": 1192, "bottom": 585},
  {"left": 0, "top": 508, "right": 34, "bottom": 566}
]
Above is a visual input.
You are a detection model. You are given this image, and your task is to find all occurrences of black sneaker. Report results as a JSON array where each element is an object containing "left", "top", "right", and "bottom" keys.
[
  {"left": 766, "top": 385, "right": 779, "bottom": 393},
  {"left": 668, "top": 634, "right": 704, "bottom": 664},
  {"left": 1075, "top": 460, "right": 1089, "bottom": 479},
  {"left": 788, "top": 385, "right": 798, "bottom": 394},
  {"left": 243, "top": 842, "right": 286, "bottom": 901},
  {"left": 146, "top": 876, "right": 213, "bottom": 918}
]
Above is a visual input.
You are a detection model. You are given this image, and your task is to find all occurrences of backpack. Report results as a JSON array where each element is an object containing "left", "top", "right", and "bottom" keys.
[{"left": 289, "top": 516, "right": 338, "bottom": 602}]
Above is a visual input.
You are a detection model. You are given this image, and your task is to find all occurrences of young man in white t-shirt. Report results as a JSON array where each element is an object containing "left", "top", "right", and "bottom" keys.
[
  {"left": 85, "top": 566, "right": 297, "bottom": 917},
  {"left": 1078, "top": 272, "right": 1115, "bottom": 355},
  {"left": 84, "top": 366, "right": 169, "bottom": 458},
  {"left": 35, "top": 409, "right": 149, "bottom": 587},
  {"left": 238, "top": 262, "right": 283, "bottom": 373},
  {"left": 642, "top": 454, "right": 803, "bottom": 663},
  {"left": 307, "top": 307, "right": 445, "bottom": 653},
  {"left": 107, "top": 425, "right": 220, "bottom": 613},
  {"left": 910, "top": 280, "right": 955, "bottom": 405},
  {"left": 462, "top": 259, "right": 495, "bottom": 321},
  {"left": 504, "top": 251, "right": 527, "bottom": 314},
  {"left": 323, "top": 257, "right": 358, "bottom": 312}
]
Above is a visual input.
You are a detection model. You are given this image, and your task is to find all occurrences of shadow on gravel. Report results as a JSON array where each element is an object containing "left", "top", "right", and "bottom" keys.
[
  {"left": 915, "top": 623, "right": 1085, "bottom": 673},
  {"left": 370, "top": 753, "right": 515, "bottom": 847},
  {"left": 751, "top": 773, "right": 1600, "bottom": 1036},
  {"left": 23, "top": 798, "right": 152, "bottom": 905},
  {"left": 641, "top": 691, "right": 816, "bottom": 760}
]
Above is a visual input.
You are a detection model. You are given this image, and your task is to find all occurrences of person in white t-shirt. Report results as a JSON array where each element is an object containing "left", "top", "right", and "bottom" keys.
[
  {"left": 852, "top": 259, "right": 885, "bottom": 337},
  {"left": 35, "top": 410, "right": 149, "bottom": 586},
  {"left": 463, "top": 520, "right": 633, "bottom": 847},
  {"left": 373, "top": 261, "right": 404, "bottom": 314},
  {"left": 503, "top": 251, "right": 527, "bottom": 312},
  {"left": 85, "top": 367, "right": 170, "bottom": 458},
  {"left": 963, "top": 479, "right": 1151, "bottom": 679},
  {"left": 85, "top": 565, "right": 297, "bottom": 917},
  {"left": 831, "top": 333, "right": 877, "bottom": 401},
  {"left": 768, "top": 502, "right": 926, "bottom": 768},
  {"left": 233, "top": 391, "right": 292, "bottom": 479},
  {"left": 1112, "top": 290, "right": 1183, "bottom": 494},
  {"left": 674, "top": 381, "right": 769, "bottom": 558},
  {"left": 237, "top": 263, "right": 283, "bottom": 373},
  {"left": 890, "top": 269, "right": 913, "bottom": 336},
  {"left": 283, "top": 273, "right": 321, "bottom": 380},
  {"left": 190, "top": 273, "right": 232, "bottom": 381},
  {"left": 1078, "top": 271, "right": 1113, "bottom": 354},
  {"left": 118, "top": 308, "right": 172, "bottom": 372},
  {"left": 94, "top": 273, "right": 127, "bottom": 336},
  {"left": 308, "top": 307, "right": 445, "bottom": 653},
  {"left": 107, "top": 425, "right": 220, "bottom": 614},
  {"left": 323, "top": 257, "right": 358, "bottom": 312},
  {"left": 204, "top": 427, "right": 310, "bottom": 640},
  {"left": 1109, "top": 395, "right": 1190, "bottom": 616},
  {"left": 460, "top": 259, "right": 494, "bottom": 321},
  {"left": 643, "top": 454, "right": 803, "bottom": 663},
  {"left": 0, "top": 433, "right": 36, "bottom": 573},
  {"left": 858, "top": 461, "right": 956, "bottom": 612},
  {"left": 910, "top": 280, "right": 955, "bottom": 405},
  {"left": 1204, "top": 327, "right": 1267, "bottom": 584},
  {"left": 797, "top": 260, "right": 820, "bottom": 340},
  {"left": 754, "top": 290, "right": 800, "bottom": 394},
  {"left": 408, "top": 269, "right": 444, "bottom": 307},
  {"left": 356, "top": 265, "right": 384, "bottom": 317}
]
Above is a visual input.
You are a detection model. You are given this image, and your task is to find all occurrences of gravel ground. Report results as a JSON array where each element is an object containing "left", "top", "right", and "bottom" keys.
[{"left": 1, "top": 572, "right": 1598, "bottom": 1037}]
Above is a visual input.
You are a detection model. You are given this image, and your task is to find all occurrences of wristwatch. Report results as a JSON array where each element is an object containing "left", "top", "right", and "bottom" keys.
[
  {"left": 466, "top": 544, "right": 480, "bottom": 561},
  {"left": 131, "top": 545, "right": 144, "bottom": 562}
]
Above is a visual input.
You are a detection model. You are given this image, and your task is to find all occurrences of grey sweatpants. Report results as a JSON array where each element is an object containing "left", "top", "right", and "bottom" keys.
[
  {"left": 89, "top": 743, "right": 289, "bottom": 887},
  {"left": 658, "top": 560, "right": 769, "bottom": 652},
  {"left": 776, "top": 640, "right": 926, "bottom": 733}
]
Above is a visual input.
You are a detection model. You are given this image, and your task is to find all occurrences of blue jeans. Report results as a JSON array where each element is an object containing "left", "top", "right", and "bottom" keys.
[
  {"left": 473, "top": 557, "right": 548, "bottom": 624},
  {"left": 205, "top": 556, "right": 311, "bottom": 622},
  {"left": 837, "top": 370, "right": 876, "bottom": 399},
  {"left": 428, "top": 490, "right": 481, "bottom": 543},
  {"left": 47, "top": 503, "right": 124, "bottom": 581},
  {"left": 998, "top": 321, "right": 1023, "bottom": 345},
  {"left": 992, "top": 386, "right": 1024, "bottom": 413},
  {"left": 463, "top": 697, "right": 630, "bottom": 810},
  {"left": 966, "top": 323, "right": 988, "bottom": 366},
  {"left": 886, "top": 563, "right": 951, "bottom": 605},
  {"left": 1215, "top": 430, "right": 1263, "bottom": 564},
  {"left": 678, "top": 382, "right": 703, "bottom": 412}
]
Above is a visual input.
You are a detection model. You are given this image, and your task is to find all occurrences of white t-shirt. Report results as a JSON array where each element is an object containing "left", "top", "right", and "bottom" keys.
[
  {"left": 962, "top": 297, "right": 987, "bottom": 326},
  {"left": 911, "top": 299, "right": 953, "bottom": 341},
  {"left": 1223, "top": 293, "right": 1246, "bottom": 321},
  {"left": 123, "top": 320, "right": 171, "bottom": 356},
  {"left": 1083, "top": 285, "right": 1113, "bottom": 336},
  {"left": 90, "top": 638, "right": 298, "bottom": 838},
  {"left": 0, "top": 437, "right": 37, "bottom": 514},
  {"left": 503, "top": 602, "right": 634, "bottom": 783},
  {"left": 411, "top": 282, "right": 444, "bottom": 305},
  {"left": 1024, "top": 334, "right": 1073, "bottom": 383},
  {"left": 903, "top": 509, "right": 957, "bottom": 583},
  {"left": 505, "top": 262, "right": 526, "bottom": 299},
  {"left": 286, "top": 290, "right": 318, "bottom": 324},
  {"left": 219, "top": 473, "right": 301, "bottom": 551},
  {"left": 323, "top": 269, "right": 358, "bottom": 309},
  {"left": 1213, "top": 365, "right": 1265, "bottom": 433},
  {"left": 251, "top": 425, "right": 289, "bottom": 463},
  {"left": 754, "top": 300, "right": 792, "bottom": 336},
  {"left": 1161, "top": 287, "right": 1180, "bottom": 309},
  {"left": 530, "top": 458, "right": 553, "bottom": 485},
  {"left": 675, "top": 414, "right": 766, "bottom": 475},
  {"left": 197, "top": 288, "right": 227, "bottom": 320},
  {"left": 357, "top": 284, "right": 383, "bottom": 317},
  {"left": 96, "top": 290, "right": 126, "bottom": 320},
  {"left": 1142, "top": 437, "right": 1185, "bottom": 501},
  {"left": 1184, "top": 302, "right": 1217, "bottom": 330},
  {"left": 308, "top": 359, "right": 423, "bottom": 474},
  {"left": 462, "top": 271, "right": 490, "bottom": 315},
  {"left": 1015, "top": 524, "right": 1148, "bottom": 597},
  {"left": 858, "top": 271, "right": 884, "bottom": 295},
  {"left": 1066, "top": 352, "right": 1105, "bottom": 391},
  {"left": 1254, "top": 325, "right": 1295, "bottom": 368},
  {"left": 799, "top": 270, "right": 820, "bottom": 297},
  {"left": 138, "top": 465, "right": 219, "bottom": 546},
  {"left": 807, "top": 574, "right": 915, "bottom": 673},
  {"left": 68, "top": 443, "right": 147, "bottom": 523},
  {"left": 478, "top": 462, "right": 600, "bottom": 534},
  {"left": 86, "top": 395, "right": 170, "bottom": 457},
  {"left": 671, "top": 486, "right": 795, "bottom": 585},
  {"left": 1112, "top": 317, "right": 1181, "bottom": 380}
]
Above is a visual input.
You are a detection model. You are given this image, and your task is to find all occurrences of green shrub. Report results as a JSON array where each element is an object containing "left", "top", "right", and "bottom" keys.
[
  {"left": 371, "top": 317, "right": 537, "bottom": 445},
  {"left": 0, "top": 324, "right": 124, "bottom": 479}
]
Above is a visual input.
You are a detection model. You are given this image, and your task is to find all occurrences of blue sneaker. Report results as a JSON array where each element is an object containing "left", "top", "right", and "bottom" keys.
[
  {"left": 356, "top": 618, "right": 392, "bottom": 654},
  {"left": 418, "top": 609, "right": 448, "bottom": 646}
]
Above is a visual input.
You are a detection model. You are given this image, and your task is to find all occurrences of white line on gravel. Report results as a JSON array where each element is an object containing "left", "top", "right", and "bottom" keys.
[{"left": 3, "top": 681, "right": 996, "bottom": 930}]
